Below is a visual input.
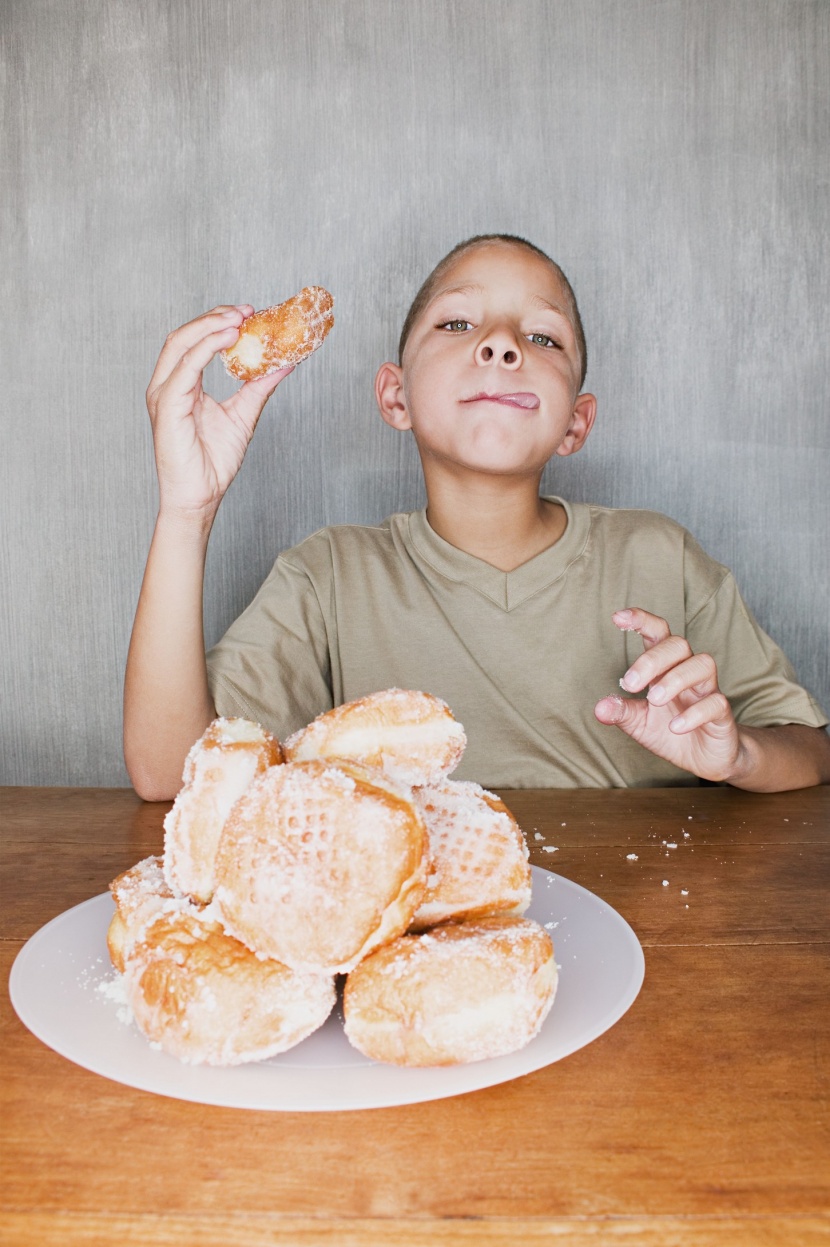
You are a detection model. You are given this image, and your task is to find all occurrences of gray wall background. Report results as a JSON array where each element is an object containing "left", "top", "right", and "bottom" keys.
[{"left": 2, "top": 0, "right": 828, "bottom": 786}]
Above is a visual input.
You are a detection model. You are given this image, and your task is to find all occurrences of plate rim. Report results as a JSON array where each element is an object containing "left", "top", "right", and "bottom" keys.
[{"left": 9, "top": 867, "right": 645, "bottom": 1112}]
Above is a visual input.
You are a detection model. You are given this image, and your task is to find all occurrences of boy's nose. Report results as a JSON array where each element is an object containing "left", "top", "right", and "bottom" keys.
[{"left": 475, "top": 328, "right": 523, "bottom": 368}]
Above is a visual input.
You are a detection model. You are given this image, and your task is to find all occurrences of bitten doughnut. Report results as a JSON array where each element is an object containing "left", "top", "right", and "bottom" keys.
[
  {"left": 163, "top": 717, "right": 283, "bottom": 904},
  {"left": 107, "top": 855, "right": 186, "bottom": 974},
  {"left": 284, "top": 689, "right": 467, "bottom": 788},
  {"left": 343, "top": 917, "right": 557, "bottom": 1067},
  {"left": 409, "top": 780, "right": 531, "bottom": 931},
  {"left": 123, "top": 908, "right": 336, "bottom": 1066},
  {"left": 213, "top": 759, "right": 429, "bottom": 974},
  {"left": 221, "top": 286, "right": 334, "bottom": 381}
]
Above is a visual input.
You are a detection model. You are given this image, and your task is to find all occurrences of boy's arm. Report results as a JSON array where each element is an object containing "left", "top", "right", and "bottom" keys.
[
  {"left": 123, "top": 305, "right": 292, "bottom": 801},
  {"left": 123, "top": 509, "right": 217, "bottom": 801},
  {"left": 594, "top": 607, "right": 830, "bottom": 791}
]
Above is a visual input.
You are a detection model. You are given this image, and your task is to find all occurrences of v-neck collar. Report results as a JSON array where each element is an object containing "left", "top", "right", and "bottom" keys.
[{"left": 405, "top": 496, "right": 591, "bottom": 612}]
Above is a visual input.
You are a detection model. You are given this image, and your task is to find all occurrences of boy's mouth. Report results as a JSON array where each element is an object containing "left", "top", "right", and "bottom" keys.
[{"left": 463, "top": 391, "right": 540, "bottom": 410}]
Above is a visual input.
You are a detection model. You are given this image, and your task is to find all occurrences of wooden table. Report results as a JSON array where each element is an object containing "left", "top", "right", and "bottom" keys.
[{"left": 2, "top": 785, "right": 828, "bottom": 1246}]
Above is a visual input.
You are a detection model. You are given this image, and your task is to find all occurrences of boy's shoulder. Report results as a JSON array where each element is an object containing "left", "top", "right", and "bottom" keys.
[
  {"left": 566, "top": 499, "right": 731, "bottom": 604},
  {"left": 571, "top": 499, "right": 721, "bottom": 558},
  {"left": 275, "top": 513, "right": 411, "bottom": 569},
  {"left": 574, "top": 498, "right": 690, "bottom": 538}
]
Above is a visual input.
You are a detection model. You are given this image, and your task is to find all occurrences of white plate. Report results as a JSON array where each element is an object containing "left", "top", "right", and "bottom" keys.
[{"left": 9, "top": 867, "right": 644, "bottom": 1112}]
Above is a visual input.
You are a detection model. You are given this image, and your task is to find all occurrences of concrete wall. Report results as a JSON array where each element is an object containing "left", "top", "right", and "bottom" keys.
[{"left": 2, "top": 0, "right": 827, "bottom": 784}]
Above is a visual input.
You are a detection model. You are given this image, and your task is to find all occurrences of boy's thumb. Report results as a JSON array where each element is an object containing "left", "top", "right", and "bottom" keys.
[{"left": 594, "top": 695, "right": 645, "bottom": 736}]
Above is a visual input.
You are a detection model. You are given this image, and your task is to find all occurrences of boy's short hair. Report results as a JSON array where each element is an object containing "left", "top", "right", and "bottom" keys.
[{"left": 398, "top": 233, "right": 588, "bottom": 388}]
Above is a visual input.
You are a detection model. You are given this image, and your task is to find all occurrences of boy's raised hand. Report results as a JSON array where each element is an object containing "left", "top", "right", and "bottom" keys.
[
  {"left": 146, "top": 306, "right": 293, "bottom": 518},
  {"left": 594, "top": 607, "right": 744, "bottom": 782}
]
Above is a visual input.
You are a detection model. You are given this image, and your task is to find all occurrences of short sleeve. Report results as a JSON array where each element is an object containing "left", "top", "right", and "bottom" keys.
[
  {"left": 206, "top": 553, "right": 334, "bottom": 740},
  {"left": 683, "top": 540, "right": 828, "bottom": 728}
]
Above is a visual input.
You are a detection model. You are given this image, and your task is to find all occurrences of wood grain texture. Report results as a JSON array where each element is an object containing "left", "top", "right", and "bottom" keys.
[
  {"left": 2, "top": 786, "right": 829, "bottom": 1245},
  {"left": 1, "top": 1214, "right": 829, "bottom": 1247},
  {"left": 2, "top": 0, "right": 828, "bottom": 785}
]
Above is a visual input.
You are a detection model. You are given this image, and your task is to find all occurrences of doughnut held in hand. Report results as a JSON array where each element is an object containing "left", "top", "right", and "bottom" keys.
[
  {"left": 343, "top": 916, "right": 557, "bottom": 1066},
  {"left": 284, "top": 688, "right": 467, "bottom": 788},
  {"left": 221, "top": 286, "right": 334, "bottom": 381}
]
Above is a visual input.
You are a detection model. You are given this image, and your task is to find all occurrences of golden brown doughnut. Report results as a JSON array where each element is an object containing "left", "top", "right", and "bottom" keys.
[
  {"left": 107, "top": 855, "right": 185, "bottom": 974},
  {"left": 221, "top": 286, "right": 334, "bottom": 381},
  {"left": 409, "top": 780, "right": 531, "bottom": 931},
  {"left": 283, "top": 688, "right": 467, "bottom": 788},
  {"left": 163, "top": 717, "right": 283, "bottom": 904},
  {"left": 123, "top": 908, "right": 336, "bottom": 1066},
  {"left": 343, "top": 917, "right": 557, "bottom": 1066},
  {"left": 213, "top": 758, "right": 429, "bottom": 974}
]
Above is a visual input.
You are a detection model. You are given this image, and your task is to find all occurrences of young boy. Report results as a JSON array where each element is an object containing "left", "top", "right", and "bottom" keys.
[{"left": 124, "top": 234, "right": 830, "bottom": 799}]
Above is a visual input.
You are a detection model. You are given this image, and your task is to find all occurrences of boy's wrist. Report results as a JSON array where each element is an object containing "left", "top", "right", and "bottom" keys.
[
  {"left": 155, "top": 502, "right": 220, "bottom": 541},
  {"left": 721, "top": 727, "right": 760, "bottom": 789}
]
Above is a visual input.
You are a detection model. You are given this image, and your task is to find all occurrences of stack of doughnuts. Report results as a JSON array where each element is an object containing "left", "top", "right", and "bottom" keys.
[{"left": 108, "top": 689, "right": 558, "bottom": 1068}]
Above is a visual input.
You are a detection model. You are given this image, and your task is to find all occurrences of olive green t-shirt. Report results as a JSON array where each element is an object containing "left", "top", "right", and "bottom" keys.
[{"left": 206, "top": 499, "right": 827, "bottom": 788}]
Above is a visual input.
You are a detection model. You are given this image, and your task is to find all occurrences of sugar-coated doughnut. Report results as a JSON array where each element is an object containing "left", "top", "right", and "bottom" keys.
[
  {"left": 221, "top": 286, "right": 334, "bottom": 381},
  {"left": 283, "top": 688, "right": 467, "bottom": 788},
  {"left": 107, "top": 855, "right": 187, "bottom": 974},
  {"left": 343, "top": 917, "right": 557, "bottom": 1066},
  {"left": 409, "top": 780, "right": 531, "bottom": 931},
  {"left": 213, "top": 759, "right": 429, "bottom": 974},
  {"left": 163, "top": 717, "right": 283, "bottom": 904},
  {"left": 123, "top": 908, "right": 336, "bottom": 1066}
]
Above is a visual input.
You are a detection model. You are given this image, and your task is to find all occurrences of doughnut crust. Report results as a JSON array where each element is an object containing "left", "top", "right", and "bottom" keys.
[
  {"left": 123, "top": 909, "right": 336, "bottom": 1066},
  {"left": 409, "top": 780, "right": 531, "bottom": 931},
  {"left": 163, "top": 717, "right": 283, "bottom": 904},
  {"left": 283, "top": 688, "right": 467, "bottom": 788},
  {"left": 343, "top": 917, "right": 557, "bottom": 1066},
  {"left": 221, "top": 286, "right": 334, "bottom": 381},
  {"left": 213, "top": 759, "right": 429, "bottom": 974},
  {"left": 107, "top": 855, "right": 186, "bottom": 974}
]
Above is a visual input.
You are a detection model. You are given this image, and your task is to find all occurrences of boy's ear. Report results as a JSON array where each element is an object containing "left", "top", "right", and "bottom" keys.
[
  {"left": 375, "top": 362, "right": 412, "bottom": 431},
  {"left": 554, "top": 392, "right": 597, "bottom": 458}
]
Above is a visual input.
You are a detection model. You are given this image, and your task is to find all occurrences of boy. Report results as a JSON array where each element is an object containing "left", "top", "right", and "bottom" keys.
[{"left": 124, "top": 235, "right": 830, "bottom": 799}]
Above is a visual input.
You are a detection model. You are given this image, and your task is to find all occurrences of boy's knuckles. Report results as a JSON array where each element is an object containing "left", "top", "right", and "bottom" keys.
[
  {"left": 644, "top": 637, "right": 691, "bottom": 674},
  {"left": 637, "top": 610, "right": 670, "bottom": 636},
  {"left": 663, "top": 637, "right": 693, "bottom": 667},
  {"left": 696, "top": 653, "right": 717, "bottom": 680},
  {"left": 709, "top": 691, "right": 732, "bottom": 720}
]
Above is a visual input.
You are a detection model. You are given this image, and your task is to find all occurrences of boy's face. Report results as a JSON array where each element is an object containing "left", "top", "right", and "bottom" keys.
[{"left": 378, "top": 243, "right": 594, "bottom": 480}]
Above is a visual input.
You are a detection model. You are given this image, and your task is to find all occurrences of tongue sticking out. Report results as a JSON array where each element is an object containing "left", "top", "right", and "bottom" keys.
[{"left": 497, "top": 393, "right": 539, "bottom": 410}]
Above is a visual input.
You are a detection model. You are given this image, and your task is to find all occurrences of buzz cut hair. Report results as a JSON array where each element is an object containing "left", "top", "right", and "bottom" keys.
[{"left": 397, "top": 233, "right": 588, "bottom": 389}]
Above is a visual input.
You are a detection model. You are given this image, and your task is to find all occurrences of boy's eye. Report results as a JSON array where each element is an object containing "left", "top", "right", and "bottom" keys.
[
  {"left": 439, "top": 320, "right": 472, "bottom": 332},
  {"left": 528, "top": 332, "right": 561, "bottom": 349}
]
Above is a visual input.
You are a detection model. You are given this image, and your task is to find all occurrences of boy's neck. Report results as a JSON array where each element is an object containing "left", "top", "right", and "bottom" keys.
[{"left": 424, "top": 477, "right": 567, "bottom": 572}]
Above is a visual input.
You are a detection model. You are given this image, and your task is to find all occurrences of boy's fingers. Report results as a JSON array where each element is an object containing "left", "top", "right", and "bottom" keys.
[
  {"left": 646, "top": 652, "right": 719, "bottom": 707},
  {"left": 153, "top": 326, "right": 244, "bottom": 416},
  {"left": 594, "top": 695, "right": 645, "bottom": 733},
  {"left": 225, "top": 365, "right": 295, "bottom": 427},
  {"left": 669, "top": 691, "right": 734, "bottom": 735},
  {"left": 612, "top": 607, "right": 672, "bottom": 649},
  {"left": 241, "top": 364, "right": 295, "bottom": 401},
  {"left": 619, "top": 634, "right": 693, "bottom": 694},
  {"left": 148, "top": 306, "right": 252, "bottom": 395}
]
